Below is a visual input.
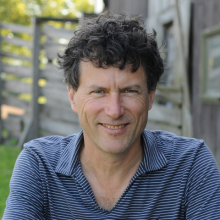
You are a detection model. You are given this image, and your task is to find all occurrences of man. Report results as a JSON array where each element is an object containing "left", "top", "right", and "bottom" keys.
[{"left": 3, "top": 13, "right": 220, "bottom": 219}]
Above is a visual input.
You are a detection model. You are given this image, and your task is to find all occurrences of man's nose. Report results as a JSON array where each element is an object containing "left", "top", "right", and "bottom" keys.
[{"left": 105, "top": 93, "right": 124, "bottom": 119}]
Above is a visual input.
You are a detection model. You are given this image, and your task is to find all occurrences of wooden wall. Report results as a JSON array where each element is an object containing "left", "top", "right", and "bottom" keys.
[
  {"left": 145, "top": 0, "right": 192, "bottom": 137},
  {"left": 0, "top": 18, "right": 82, "bottom": 146},
  {"left": 192, "top": 0, "right": 220, "bottom": 168},
  {"left": 0, "top": 23, "right": 33, "bottom": 142},
  {"left": 39, "top": 24, "right": 81, "bottom": 137},
  {"left": 107, "top": 0, "right": 148, "bottom": 19}
]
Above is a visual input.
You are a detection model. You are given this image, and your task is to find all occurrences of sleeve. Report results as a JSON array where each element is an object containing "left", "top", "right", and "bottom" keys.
[
  {"left": 2, "top": 148, "right": 45, "bottom": 220},
  {"left": 185, "top": 142, "right": 220, "bottom": 219}
]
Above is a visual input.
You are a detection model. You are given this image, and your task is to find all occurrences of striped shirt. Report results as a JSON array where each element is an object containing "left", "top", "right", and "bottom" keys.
[{"left": 3, "top": 130, "right": 220, "bottom": 219}]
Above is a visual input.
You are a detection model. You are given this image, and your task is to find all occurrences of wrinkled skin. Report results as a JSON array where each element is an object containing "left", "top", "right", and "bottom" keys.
[{"left": 68, "top": 61, "right": 155, "bottom": 157}]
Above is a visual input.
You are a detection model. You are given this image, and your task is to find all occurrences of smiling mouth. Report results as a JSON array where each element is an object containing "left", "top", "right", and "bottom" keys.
[{"left": 101, "top": 123, "right": 127, "bottom": 130}]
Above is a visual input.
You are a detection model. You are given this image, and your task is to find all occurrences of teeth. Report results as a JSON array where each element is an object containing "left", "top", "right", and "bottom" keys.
[{"left": 102, "top": 124, "right": 125, "bottom": 130}]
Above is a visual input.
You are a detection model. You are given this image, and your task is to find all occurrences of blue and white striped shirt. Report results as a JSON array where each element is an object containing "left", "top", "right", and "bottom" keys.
[{"left": 3, "top": 130, "right": 220, "bottom": 219}]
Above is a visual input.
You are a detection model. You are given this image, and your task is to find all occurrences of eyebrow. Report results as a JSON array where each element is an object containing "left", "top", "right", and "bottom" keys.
[
  {"left": 88, "top": 85, "right": 107, "bottom": 90},
  {"left": 122, "top": 84, "right": 142, "bottom": 90},
  {"left": 88, "top": 84, "right": 142, "bottom": 90}
]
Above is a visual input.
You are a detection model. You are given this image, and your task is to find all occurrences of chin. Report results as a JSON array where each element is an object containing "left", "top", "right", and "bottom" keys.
[{"left": 99, "top": 141, "right": 132, "bottom": 155}]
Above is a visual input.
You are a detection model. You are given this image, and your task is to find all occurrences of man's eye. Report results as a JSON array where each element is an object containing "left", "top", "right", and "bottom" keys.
[
  {"left": 125, "top": 89, "right": 137, "bottom": 93},
  {"left": 94, "top": 90, "right": 104, "bottom": 94}
]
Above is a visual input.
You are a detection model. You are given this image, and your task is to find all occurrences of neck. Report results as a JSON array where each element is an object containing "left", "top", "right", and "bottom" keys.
[{"left": 79, "top": 139, "right": 143, "bottom": 183}]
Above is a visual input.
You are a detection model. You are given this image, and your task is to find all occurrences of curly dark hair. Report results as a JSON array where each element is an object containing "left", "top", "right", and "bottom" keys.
[{"left": 57, "top": 12, "right": 164, "bottom": 92}]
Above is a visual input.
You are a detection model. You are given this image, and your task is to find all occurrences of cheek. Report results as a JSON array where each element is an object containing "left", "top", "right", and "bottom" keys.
[
  {"left": 123, "top": 96, "right": 148, "bottom": 114},
  {"left": 77, "top": 97, "right": 104, "bottom": 120}
]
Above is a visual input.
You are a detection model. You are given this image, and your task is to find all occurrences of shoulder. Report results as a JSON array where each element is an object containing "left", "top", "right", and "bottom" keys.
[
  {"left": 145, "top": 130, "right": 220, "bottom": 189},
  {"left": 145, "top": 129, "right": 213, "bottom": 166},
  {"left": 146, "top": 129, "right": 205, "bottom": 151},
  {"left": 23, "top": 133, "right": 80, "bottom": 169}
]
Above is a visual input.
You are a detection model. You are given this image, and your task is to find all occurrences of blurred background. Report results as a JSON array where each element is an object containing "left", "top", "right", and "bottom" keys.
[{"left": 0, "top": 0, "right": 220, "bottom": 217}]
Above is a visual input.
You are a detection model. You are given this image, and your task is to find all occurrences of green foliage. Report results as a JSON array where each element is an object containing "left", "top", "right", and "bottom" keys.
[
  {"left": 0, "top": 0, "right": 30, "bottom": 25},
  {"left": 1, "top": 129, "right": 8, "bottom": 139},
  {"left": 0, "top": 0, "right": 95, "bottom": 64},
  {"left": 0, "top": 0, "right": 94, "bottom": 106},
  {"left": 0, "top": 1, "right": 95, "bottom": 145},
  {"left": 1, "top": 129, "right": 18, "bottom": 146},
  {"left": 0, "top": 0, "right": 94, "bottom": 24},
  {"left": 4, "top": 137, "right": 19, "bottom": 146},
  {"left": 0, "top": 145, "right": 22, "bottom": 218}
]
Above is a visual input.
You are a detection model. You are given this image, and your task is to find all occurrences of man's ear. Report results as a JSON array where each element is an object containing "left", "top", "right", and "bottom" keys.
[
  {"left": 67, "top": 86, "right": 78, "bottom": 113},
  {"left": 148, "top": 90, "right": 155, "bottom": 111}
]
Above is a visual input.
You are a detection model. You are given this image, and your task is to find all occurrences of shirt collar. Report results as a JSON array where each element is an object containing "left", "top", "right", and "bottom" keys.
[
  {"left": 55, "top": 130, "right": 84, "bottom": 176},
  {"left": 55, "top": 129, "right": 167, "bottom": 176},
  {"left": 141, "top": 129, "right": 168, "bottom": 173}
]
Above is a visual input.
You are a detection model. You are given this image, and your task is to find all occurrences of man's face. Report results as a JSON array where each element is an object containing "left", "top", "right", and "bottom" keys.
[{"left": 68, "top": 61, "right": 155, "bottom": 155}]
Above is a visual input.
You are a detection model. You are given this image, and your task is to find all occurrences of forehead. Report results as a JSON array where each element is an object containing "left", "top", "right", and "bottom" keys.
[{"left": 79, "top": 61, "right": 148, "bottom": 88}]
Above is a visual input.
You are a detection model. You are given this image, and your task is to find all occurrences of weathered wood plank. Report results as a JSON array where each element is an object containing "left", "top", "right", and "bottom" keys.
[
  {"left": 175, "top": 0, "right": 192, "bottom": 137},
  {"left": 155, "top": 88, "right": 182, "bottom": 105},
  {"left": 44, "top": 42, "right": 65, "bottom": 60},
  {"left": 1, "top": 22, "right": 32, "bottom": 34},
  {"left": 37, "top": 17, "right": 79, "bottom": 23},
  {"left": 158, "top": 7, "right": 175, "bottom": 24},
  {"left": 40, "top": 130, "right": 59, "bottom": 137},
  {"left": 213, "top": 0, "right": 220, "bottom": 25},
  {"left": 157, "top": 84, "right": 182, "bottom": 92},
  {"left": 2, "top": 114, "right": 21, "bottom": 127},
  {"left": 2, "top": 64, "right": 31, "bottom": 77},
  {"left": 0, "top": 51, "right": 31, "bottom": 61},
  {"left": 2, "top": 121, "right": 21, "bottom": 132},
  {"left": 201, "top": 105, "right": 216, "bottom": 154},
  {"left": 148, "top": 103, "right": 181, "bottom": 127},
  {"left": 17, "top": 117, "right": 33, "bottom": 148},
  {"left": 108, "top": 0, "right": 147, "bottom": 19},
  {"left": 43, "top": 80, "right": 67, "bottom": 90},
  {"left": 40, "top": 63, "right": 64, "bottom": 82},
  {"left": 192, "top": 0, "right": 203, "bottom": 138},
  {"left": 2, "top": 95, "right": 30, "bottom": 111},
  {"left": 1, "top": 36, "right": 32, "bottom": 48},
  {"left": 40, "top": 104, "right": 79, "bottom": 124},
  {"left": 40, "top": 81, "right": 69, "bottom": 104},
  {"left": 146, "top": 121, "right": 181, "bottom": 136},
  {"left": 2, "top": 80, "right": 31, "bottom": 94},
  {"left": 39, "top": 117, "right": 81, "bottom": 136},
  {"left": 41, "top": 88, "right": 70, "bottom": 105},
  {"left": 45, "top": 40, "right": 66, "bottom": 47},
  {"left": 1, "top": 126, "right": 21, "bottom": 138},
  {"left": 2, "top": 114, "right": 22, "bottom": 138},
  {"left": 43, "top": 24, "right": 74, "bottom": 40},
  {"left": 30, "top": 17, "right": 41, "bottom": 139},
  {"left": 192, "top": 0, "right": 220, "bottom": 164}
]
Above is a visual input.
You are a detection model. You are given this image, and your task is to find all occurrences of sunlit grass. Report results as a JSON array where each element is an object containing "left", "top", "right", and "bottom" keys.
[{"left": 0, "top": 145, "right": 22, "bottom": 218}]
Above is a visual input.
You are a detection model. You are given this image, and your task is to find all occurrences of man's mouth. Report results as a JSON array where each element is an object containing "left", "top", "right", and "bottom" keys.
[{"left": 101, "top": 123, "right": 126, "bottom": 130}]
